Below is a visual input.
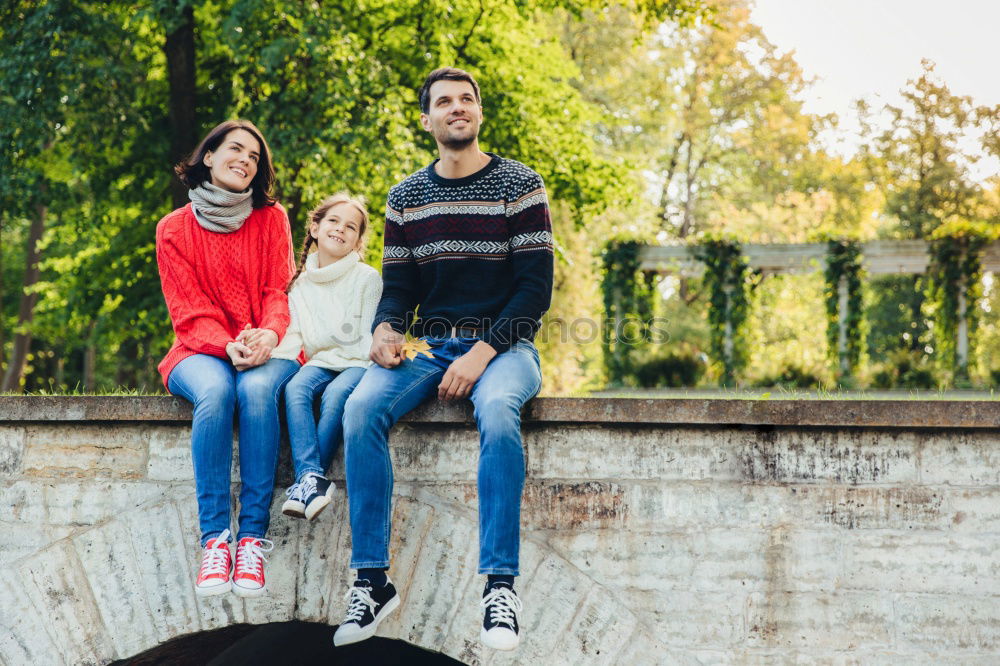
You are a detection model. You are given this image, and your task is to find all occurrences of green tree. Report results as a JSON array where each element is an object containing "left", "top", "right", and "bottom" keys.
[
  {"left": 859, "top": 60, "right": 992, "bottom": 361},
  {"left": 2, "top": 0, "right": 710, "bottom": 393}
]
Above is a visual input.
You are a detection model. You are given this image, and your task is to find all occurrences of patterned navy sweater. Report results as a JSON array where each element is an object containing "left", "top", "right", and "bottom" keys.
[{"left": 373, "top": 153, "right": 554, "bottom": 354}]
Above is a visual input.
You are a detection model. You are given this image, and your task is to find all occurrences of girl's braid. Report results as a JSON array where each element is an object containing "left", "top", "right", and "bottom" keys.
[{"left": 288, "top": 234, "right": 316, "bottom": 293}]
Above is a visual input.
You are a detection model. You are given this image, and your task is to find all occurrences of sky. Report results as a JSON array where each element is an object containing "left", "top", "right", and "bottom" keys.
[{"left": 750, "top": 0, "right": 1000, "bottom": 177}]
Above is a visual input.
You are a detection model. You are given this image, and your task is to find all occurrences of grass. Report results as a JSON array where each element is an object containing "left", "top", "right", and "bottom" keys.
[
  {"left": 589, "top": 386, "right": 1000, "bottom": 401},
  {"left": 1, "top": 386, "right": 169, "bottom": 397},
  {"left": 4, "top": 386, "right": 999, "bottom": 401}
]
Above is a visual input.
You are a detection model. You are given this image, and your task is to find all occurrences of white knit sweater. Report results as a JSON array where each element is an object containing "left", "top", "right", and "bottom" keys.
[{"left": 271, "top": 251, "right": 382, "bottom": 370}]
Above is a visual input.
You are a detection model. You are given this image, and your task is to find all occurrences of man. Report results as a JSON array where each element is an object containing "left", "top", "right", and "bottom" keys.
[{"left": 332, "top": 67, "right": 553, "bottom": 651}]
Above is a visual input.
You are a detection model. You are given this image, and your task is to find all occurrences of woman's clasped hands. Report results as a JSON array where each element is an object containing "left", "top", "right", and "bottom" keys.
[{"left": 226, "top": 324, "right": 279, "bottom": 370}]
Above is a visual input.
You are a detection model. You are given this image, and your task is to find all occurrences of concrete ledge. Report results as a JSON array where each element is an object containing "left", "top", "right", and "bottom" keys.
[{"left": 2, "top": 395, "right": 1000, "bottom": 428}]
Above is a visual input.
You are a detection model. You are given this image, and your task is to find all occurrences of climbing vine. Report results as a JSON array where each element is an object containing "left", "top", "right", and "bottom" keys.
[
  {"left": 601, "top": 241, "right": 657, "bottom": 386},
  {"left": 823, "top": 240, "right": 865, "bottom": 376},
  {"left": 693, "top": 238, "right": 754, "bottom": 385},
  {"left": 925, "top": 220, "right": 994, "bottom": 382}
]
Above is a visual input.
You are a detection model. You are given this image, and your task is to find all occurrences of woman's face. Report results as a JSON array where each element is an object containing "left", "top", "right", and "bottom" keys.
[
  {"left": 203, "top": 128, "right": 260, "bottom": 192},
  {"left": 310, "top": 202, "right": 364, "bottom": 264}
]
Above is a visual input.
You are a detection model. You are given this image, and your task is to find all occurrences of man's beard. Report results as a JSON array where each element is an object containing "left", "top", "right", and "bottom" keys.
[{"left": 438, "top": 130, "right": 477, "bottom": 150}]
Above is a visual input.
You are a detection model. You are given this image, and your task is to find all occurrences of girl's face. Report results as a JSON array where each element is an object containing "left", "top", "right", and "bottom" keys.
[
  {"left": 203, "top": 128, "right": 260, "bottom": 192},
  {"left": 311, "top": 202, "right": 363, "bottom": 265}
]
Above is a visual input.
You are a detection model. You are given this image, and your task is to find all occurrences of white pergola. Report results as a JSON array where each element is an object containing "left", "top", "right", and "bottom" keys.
[
  {"left": 639, "top": 240, "right": 1000, "bottom": 276},
  {"left": 635, "top": 240, "right": 1000, "bottom": 372}
]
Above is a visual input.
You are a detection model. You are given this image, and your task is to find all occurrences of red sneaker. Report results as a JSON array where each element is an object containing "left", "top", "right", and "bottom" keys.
[
  {"left": 232, "top": 536, "right": 274, "bottom": 597},
  {"left": 195, "top": 529, "right": 232, "bottom": 597}
]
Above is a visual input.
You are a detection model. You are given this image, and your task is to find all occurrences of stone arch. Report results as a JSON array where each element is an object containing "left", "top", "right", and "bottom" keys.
[{"left": 0, "top": 487, "right": 660, "bottom": 665}]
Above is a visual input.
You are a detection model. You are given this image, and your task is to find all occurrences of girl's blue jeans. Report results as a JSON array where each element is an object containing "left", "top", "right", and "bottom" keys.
[
  {"left": 343, "top": 336, "right": 542, "bottom": 576},
  {"left": 167, "top": 354, "right": 298, "bottom": 546},
  {"left": 284, "top": 364, "right": 366, "bottom": 481}
]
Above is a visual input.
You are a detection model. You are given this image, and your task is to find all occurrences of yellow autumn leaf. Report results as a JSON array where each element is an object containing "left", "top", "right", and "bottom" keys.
[{"left": 401, "top": 338, "right": 435, "bottom": 361}]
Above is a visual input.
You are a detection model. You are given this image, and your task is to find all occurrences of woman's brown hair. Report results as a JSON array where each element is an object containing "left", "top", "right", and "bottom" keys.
[
  {"left": 288, "top": 193, "right": 371, "bottom": 290},
  {"left": 174, "top": 119, "right": 276, "bottom": 209}
]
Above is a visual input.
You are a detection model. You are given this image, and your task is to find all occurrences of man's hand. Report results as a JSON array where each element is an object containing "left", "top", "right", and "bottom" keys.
[
  {"left": 438, "top": 341, "right": 497, "bottom": 401},
  {"left": 370, "top": 322, "right": 405, "bottom": 368}
]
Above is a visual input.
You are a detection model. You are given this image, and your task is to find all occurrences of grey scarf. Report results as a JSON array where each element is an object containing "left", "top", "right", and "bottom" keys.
[{"left": 189, "top": 182, "right": 254, "bottom": 233}]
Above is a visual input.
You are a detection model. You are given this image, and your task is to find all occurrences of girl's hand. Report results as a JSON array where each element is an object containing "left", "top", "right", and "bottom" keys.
[
  {"left": 237, "top": 326, "right": 277, "bottom": 348},
  {"left": 237, "top": 328, "right": 279, "bottom": 368},
  {"left": 370, "top": 322, "right": 404, "bottom": 368}
]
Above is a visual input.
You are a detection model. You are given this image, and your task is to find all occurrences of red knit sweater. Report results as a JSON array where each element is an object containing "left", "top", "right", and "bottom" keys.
[{"left": 156, "top": 203, "right": 294, "bottom": 388}]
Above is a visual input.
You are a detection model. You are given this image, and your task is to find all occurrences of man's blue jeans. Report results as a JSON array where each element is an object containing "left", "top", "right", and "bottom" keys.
[
  {"left": 343, "top": 336, "right": 542, "bottom": 576},
  {"left": 284, "top": 364, "right": 366, "bottom": 481},
  {"left": 167, "top": 354, "right": 299, "bottom": 545}
]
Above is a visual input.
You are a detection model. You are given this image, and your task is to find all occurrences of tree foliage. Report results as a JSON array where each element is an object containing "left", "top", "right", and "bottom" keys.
[
  {"left": 692, "top": 237, "right": 755, "bottom": 384},
  {"left": 0, "top": 0, "right": 709, "bottom": 392},
  {"left": 823, "top": 240, "right": 865, "bottom": 376},
  {"left": 8, "top": 0, "right": 1000, "bottom": 392}
]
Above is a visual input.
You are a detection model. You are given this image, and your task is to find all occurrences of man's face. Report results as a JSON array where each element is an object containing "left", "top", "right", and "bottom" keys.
[{"left": 420, "top": 79, "right": 483, "bottom": 150}]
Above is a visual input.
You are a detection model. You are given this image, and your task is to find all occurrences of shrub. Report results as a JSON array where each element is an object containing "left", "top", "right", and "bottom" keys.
[
  {"left": 633, "top": 351, "right": 707, "bottom": 388},
  {"left": 869, "top": 349, "right": 937, "bottom": 389},
  {"left": 754, "top": 364, "right": 825, "bottom": 389}
]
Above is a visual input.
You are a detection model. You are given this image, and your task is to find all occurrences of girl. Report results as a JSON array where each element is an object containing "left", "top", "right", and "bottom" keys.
[
  {"left": 271, "top": 193, "right": 382, "bottom": 520},
  {"left": 156, "top": 119, "right": 298, "bottom": 598}
]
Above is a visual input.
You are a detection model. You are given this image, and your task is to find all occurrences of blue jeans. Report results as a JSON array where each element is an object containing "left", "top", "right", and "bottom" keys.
[
  {"left": 343, "top": 336, "right": 542, "bottom": 575},
  {"left": 168, "top": 354, "right": 299, "bottom": 545},
  {"left": 284, "top": 364, "right": 366, "bottom": 481}
]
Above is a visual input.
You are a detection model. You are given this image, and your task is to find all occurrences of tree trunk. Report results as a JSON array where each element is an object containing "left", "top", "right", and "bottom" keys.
[
  {"left": 55, "top": 353, "right": 65, "bottom": 390},
  {"left": 956, "top": 273, "right": 968, "bottom": 381},
  {"left": 164, "top": 3, "right": 197, "bottom": 210},
  {"left": 909, "top": 278, "right": 924, "bottom": 352},
  {"left": 679, "top": 159, "right": 694, "bottom": 239},
  {"left": 0, "top": 214, "right": 6, "bottom": 372},
  {"left": 83, "top": 324, "right": 97, "bottom": 391},
  {"left": 1, "top": 195, "right": 47, "bottom": 392},
  {"left": 286, "top": 185, "right": 304, "bottom": 243},
  {"left": 84, "top": 344, "right": 96, "bottom": 391},
  {"left": 722, "top": 283, "right": 734, "bottom": 384}
]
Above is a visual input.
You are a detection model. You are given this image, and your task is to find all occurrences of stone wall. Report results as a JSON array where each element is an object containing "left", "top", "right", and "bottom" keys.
[{"left": 2, "top": 396, "right": 1000, "bottom": 664}]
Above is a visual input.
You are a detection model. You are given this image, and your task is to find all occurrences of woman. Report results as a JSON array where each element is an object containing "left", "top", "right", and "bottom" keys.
[{"left": 156, "top": 119, "right": 298, "bottom": 597}]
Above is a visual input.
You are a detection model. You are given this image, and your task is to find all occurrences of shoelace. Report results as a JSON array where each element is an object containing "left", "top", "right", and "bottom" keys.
[
  {"left": 236, "top": 538, "right": 274, "bottom": 576},
  {"left": 481, "top": 586, "right": 523, "bottom": 629},
  {"left": 299, "top": 474, "right": 319, "bottom": 498},
  {"left": 199, "top": 529, "right": 231, "bottom": 577},
  {"left": 343, "top": 584, "right": 377, "bottom": 624},
  {"left": 285, "top": 483, "right": 303, "bottom": 502}
]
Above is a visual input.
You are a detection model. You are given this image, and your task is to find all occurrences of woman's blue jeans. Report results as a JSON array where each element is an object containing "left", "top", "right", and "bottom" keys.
[
  {"left": 168, "top": 354, "right": 299, "bottom": 546},
  {"left": 343, "top": 336, "right": 542, "bottom": 576},
  {"left": 284, "top": 364, "right": 366, "bottom": 481}
]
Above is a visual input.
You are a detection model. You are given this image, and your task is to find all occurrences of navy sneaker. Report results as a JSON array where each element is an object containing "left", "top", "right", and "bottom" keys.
[
  {"left": 300, "top": 472, "right": 335, "bottom": 521},
  {"left": 481, "top": 581, "right": 522, "bottom": 650},
  {"left": 333, "top": 577, "right": 400, "bottom": 646}
]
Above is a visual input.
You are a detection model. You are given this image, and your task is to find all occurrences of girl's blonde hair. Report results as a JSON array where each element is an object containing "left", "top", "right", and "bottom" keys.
[{"left": 289, "top": 192, "right": 371, "bottom": 290}]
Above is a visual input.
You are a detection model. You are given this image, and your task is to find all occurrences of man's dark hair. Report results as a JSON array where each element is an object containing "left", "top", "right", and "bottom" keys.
[
  {"left": 418, "top": 67, "right": 481, "bottom": 114},
  {"left": 174, "top": 119, "right": 276, "bottom": 208}
]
